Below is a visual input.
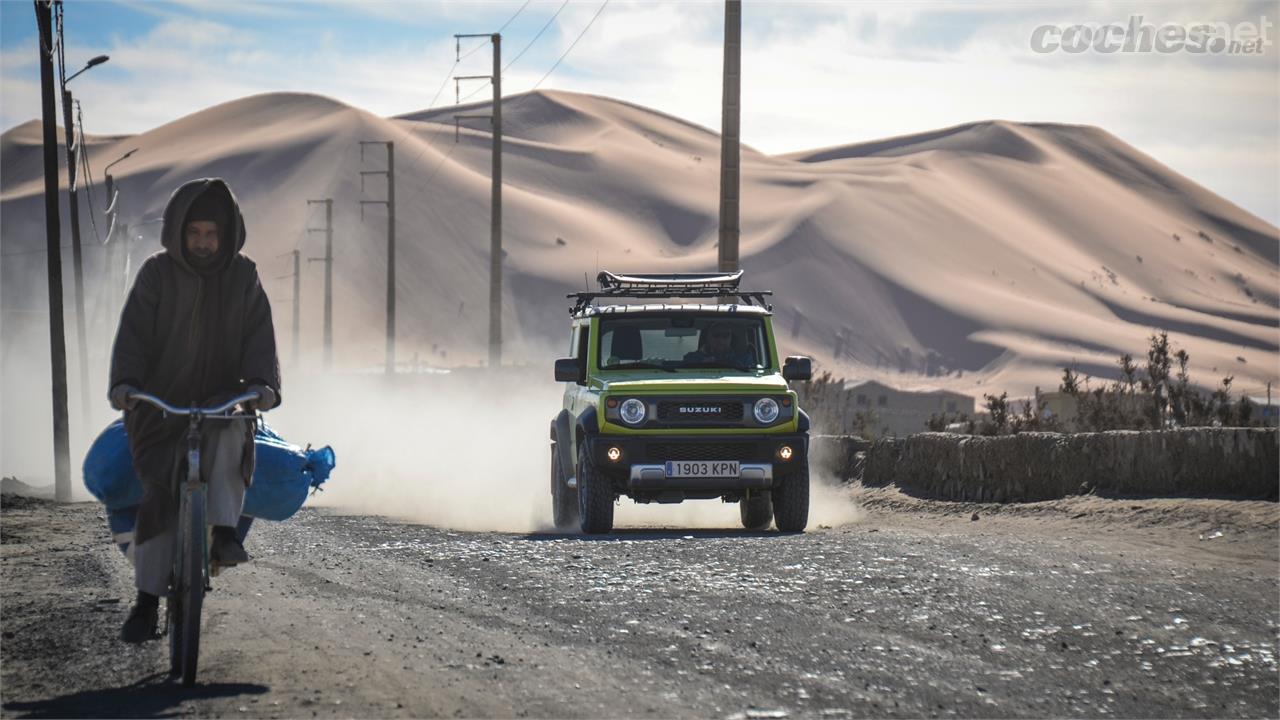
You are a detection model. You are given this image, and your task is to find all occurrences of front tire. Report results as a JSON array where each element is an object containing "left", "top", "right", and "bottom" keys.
[
  {"left": 173, "top": 487, "right": 206, "bottom": 687},
  {"left": 551, "top": 444, "right": 579, "bottom": 530},
  {"left": 772, "top": 463, "right": 810, "bottom": 533},
  {"left": 739, "top": 491, "right": 773, "bottom": 531},
  {"left": 577, "top": 443, "right": 614, "bottom": 534}
]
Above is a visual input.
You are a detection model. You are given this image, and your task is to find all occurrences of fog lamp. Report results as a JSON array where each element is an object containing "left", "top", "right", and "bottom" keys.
[
  {"left": 607, "top": 446, "right": 622, "bottom": 462},
  {"left": 777, "top": 445, "right": 794, "bottom": 461}
]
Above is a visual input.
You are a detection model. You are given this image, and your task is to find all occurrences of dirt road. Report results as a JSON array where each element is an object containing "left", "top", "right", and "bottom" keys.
[{"left": 2, "top": 490, "right": 1276, "bottom": 719}]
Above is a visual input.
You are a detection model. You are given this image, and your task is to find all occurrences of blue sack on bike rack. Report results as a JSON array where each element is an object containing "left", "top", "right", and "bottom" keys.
[
  {"left": 82, "top": 420, "right": 142, "bottom": 509},
  {"left": 243, "top": 424, "right": 336, "bottom": 521},
  {"left": 83, "top": 418, "right": 335, "bottom": 522}
]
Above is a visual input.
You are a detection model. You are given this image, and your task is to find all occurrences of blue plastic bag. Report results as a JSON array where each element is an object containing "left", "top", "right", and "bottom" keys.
[{"left": 83, "top": 418, "right": 335, "bottom": 521}]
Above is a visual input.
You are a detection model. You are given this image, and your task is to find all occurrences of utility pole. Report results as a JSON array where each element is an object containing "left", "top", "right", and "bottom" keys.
[
  {"left": 274, "top": 250, "right": 301, "bottom": 370},
  {"left": 35, "top": 0, "right": 71, "bottom": 503},
  {"left": 290, "top": 250, "right": 301, "bottom": 366},
  {"left": 307, "top": 198, "right": 334, "bottom": 371},
  {"left": 359, "top": 141, "right": 395, "bottom": 374},
  {"left": 717, "top": 0, "right": 742, "bottom": 274},
  {"left": 454, "top": 32, "right": 503, "bottom": 367},
  {"left": 55, "top": 4, "right": 90, "bottom": 431}
]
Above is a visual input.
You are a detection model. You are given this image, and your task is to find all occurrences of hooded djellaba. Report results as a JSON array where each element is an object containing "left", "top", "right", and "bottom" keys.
[{"left": 109, "top": 178, "right": 281, "bottom": 545}]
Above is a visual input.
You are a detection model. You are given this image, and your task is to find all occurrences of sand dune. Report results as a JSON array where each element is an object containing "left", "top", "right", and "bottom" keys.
[{"left": 2, "top": 89, "right": 1276, "bottom": 406}]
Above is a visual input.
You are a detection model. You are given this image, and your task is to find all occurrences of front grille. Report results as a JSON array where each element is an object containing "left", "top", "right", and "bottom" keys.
[
  {"left": 648, "top": 442, "right": 757, "bottom": 462},
  {"left": 657, "top": 400, "right": 745, "bottom": 422}
]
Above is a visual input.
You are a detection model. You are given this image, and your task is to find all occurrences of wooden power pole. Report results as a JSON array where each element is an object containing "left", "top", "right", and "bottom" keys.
[
  {"left": 291, "top": 250, "right": 301, "bottom": 365},
  {"left": 307, "top": 198, "right": 334, "bottom": 371},
  {"left": 35, "top": 0, "right": 71, "bottom": 502},
  {"left": 717, "top": 0, "right": 742, "bottom": 274},
  {"left": 54, "top": 8, "right": 90, "bottom": 432},
  {"left": 359, "top": 141, "right": 395, "bottom": 374},
  {"left": 454, "top": 32, "right": 503, "bottom": 367}
]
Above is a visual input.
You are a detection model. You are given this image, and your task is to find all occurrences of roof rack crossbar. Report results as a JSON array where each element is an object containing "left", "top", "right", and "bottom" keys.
[{"left": 568, "top": 271, "right": 773, "bottom": 315}]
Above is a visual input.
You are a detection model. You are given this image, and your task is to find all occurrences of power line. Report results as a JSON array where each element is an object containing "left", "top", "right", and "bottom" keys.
[
  {"left": 456, "top": 0, "right": 528, "bottom": 63},
  {"left": 458, "top": 78, "right": 492, "bottom": 104},
  {"left": 532, "top": 0, "right": 609, "bottom": 90},
  {"left": 497, "top": 0, "right": 531, "bottom": 32},
  {"left": 504, "top": 0, "right": 569, "bottom": 72},
  {"left": 457, "top": 39, "right": 489, "bottom": 62},
  {"left": 425, "top": 1, "right": 530, "bottom": 113},
  {"left": 425, "top": 60, "right": 459, "bottom": 111},
  {"left": 74, "top": 102, "right": 103, "bottom": 245},
  {"left": 457, "top": 0, "right": 595, "bottom": 102},
  {"left": 386, "top": 0, "right": 545, "bottom": 246},
  {"left": 418, "top": 130, "right": 462, "bottom": 191}
]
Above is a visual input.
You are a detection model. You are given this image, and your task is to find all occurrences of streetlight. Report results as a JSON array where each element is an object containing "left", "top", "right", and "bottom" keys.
[
  {"left": 66, "top": 54, "right": 108, "bottom": 83},
  {"left": 58, "top": 44, "right": 110, "bottom": 435}
]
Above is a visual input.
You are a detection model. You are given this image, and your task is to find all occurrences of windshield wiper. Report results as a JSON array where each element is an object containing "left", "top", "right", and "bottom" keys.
[{"left": 603, "top": 362, "right": 677, "bottom": 373}]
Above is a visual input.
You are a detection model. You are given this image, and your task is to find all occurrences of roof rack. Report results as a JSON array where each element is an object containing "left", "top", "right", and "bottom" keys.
[{"left": 569, "top": 271, "right": 773, "bottom": 315}]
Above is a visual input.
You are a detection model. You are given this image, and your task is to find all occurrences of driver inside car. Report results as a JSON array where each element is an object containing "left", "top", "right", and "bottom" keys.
[{"left": 683, "top": 322, "right": 755, "bottom": 368}]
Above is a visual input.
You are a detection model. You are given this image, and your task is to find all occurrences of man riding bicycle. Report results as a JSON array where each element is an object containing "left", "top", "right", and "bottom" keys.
[{"left": 108, "top": 178, "right": 281, "bottom": 644}]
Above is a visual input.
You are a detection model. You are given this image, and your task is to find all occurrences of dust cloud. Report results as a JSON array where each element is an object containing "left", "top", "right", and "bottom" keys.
[
  {"left": 270, "top": 364, "right": 862, "bottom": 534},
  {"left": 0, "top": 321, "right": 861, "bottom": 534},
  {"left": 0, "top": 315, "right": 116, "bottom": 502}
]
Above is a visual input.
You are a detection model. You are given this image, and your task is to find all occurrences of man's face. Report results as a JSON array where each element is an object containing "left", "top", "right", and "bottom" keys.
[
  {"left": 184, "top": 221, "right": 219, "bottom": 259},
  {"left": 707, "top": 326, "right": 732, "bottom": 353}
]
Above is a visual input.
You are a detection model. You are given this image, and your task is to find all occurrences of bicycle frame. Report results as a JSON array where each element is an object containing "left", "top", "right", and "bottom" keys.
[{"left": 128, "top": 391, "right": 259, "bottom": 687}]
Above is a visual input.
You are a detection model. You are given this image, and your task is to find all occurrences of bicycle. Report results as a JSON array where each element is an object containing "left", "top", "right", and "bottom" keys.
[{"left": 128, "top": 390, "right": 260, "bottom": 688}]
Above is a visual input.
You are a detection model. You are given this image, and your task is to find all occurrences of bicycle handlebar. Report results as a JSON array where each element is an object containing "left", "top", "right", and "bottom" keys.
[{"left": 128, "top": 391, "right": 260, "bottom": 417}]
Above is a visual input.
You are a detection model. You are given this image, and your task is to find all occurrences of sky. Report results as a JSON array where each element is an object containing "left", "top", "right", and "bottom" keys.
[{"left": 1, "top": 0, "right": 1277, "bottom": 225}]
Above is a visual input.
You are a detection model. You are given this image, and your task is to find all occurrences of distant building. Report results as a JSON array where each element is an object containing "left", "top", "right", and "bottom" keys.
[
  {"left": 1248, "top": 396, "right": 1280, "bottom": 426},
  {"left": 842, "top": 379, "right": 975, "bottom": 437},
  {"left": 1025, "top": 390, "right": 1077, "bottom": 423}
]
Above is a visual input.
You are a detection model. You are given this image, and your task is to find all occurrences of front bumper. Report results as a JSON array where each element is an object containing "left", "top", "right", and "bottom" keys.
[{"left": 584, "top": 433, "right": 807, "bottom": 491}]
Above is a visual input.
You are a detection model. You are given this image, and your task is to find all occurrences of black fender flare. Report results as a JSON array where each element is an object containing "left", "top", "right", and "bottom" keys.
[
  {"left": 551, "top": 410, "right": 575, "bottom": 482},
  {"left": 797, "top": 408, "right": 811, "bottom": 434},
  {"left": 574, "top": 406, "right": 599, "bottom": 449}
]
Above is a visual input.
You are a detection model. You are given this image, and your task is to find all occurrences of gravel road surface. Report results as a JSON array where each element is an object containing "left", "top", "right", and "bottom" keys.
[{"left": 2, "top": 489, "right": 1276, "bottom": 719}]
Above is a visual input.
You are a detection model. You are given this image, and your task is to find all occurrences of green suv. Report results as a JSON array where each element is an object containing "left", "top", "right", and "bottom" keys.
[{"left": 549, "top": 271, "right": 813, "bottom": 534}]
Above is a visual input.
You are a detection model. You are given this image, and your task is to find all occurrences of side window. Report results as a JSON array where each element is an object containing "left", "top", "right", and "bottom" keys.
[
  {"left": 577, "top": 324, "right": 590, "bottom": 363},
  {"left": 569, "top": 327, "right": 578, "bottom": 356}
]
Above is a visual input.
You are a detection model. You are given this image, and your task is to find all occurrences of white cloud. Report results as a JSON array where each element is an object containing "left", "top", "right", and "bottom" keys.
[{"left": 1, "top": 0, "right": 1275, "bottom": 223}]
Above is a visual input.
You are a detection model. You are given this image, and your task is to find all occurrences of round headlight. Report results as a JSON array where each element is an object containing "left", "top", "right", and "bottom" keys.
[
  {"left": 619, "top": 398, "right": 647, "bottom": 425},
  {"left": 753, "top": 397, "right": 780, "bottom": 424}
]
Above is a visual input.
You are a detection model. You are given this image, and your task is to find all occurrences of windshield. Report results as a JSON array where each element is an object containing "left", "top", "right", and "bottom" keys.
[{"left": 597, "top": 315, "right": 771, "bottom": 371}]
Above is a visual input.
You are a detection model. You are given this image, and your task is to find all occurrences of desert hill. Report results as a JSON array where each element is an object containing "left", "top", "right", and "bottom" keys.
[{"left": 2, "top": 89, "right": 1276, "bottom": 405}]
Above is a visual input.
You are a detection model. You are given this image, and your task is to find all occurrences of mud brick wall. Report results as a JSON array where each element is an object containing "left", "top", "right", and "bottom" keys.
[
  {"left": 809, "top": 435, "right": 870, "bottom": 480},
  {"left": 862, "top": 428, "right": 1279, "bottom": 501}
]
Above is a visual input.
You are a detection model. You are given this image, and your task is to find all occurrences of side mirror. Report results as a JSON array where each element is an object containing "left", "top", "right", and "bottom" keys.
[
  {"left": 555, "top": 357, "right": 585, "bottom": 383},
  {"left": 783, "top": 356, "right": 812, "bottom": 382}
]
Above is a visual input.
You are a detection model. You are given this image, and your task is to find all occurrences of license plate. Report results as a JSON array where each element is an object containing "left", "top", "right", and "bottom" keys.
[{"left": 664, "top": 460, "right": 740, "bottom": 478}]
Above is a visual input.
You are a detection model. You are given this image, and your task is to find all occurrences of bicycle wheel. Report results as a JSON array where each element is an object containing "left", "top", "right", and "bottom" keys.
[
  {"left": 178, "top": 486, "right": 207, "bottom": 687},
  {"left": 167, "top": 588, "right": 183, "bottom": 677},
  {"left": 167, "top": 492, "right": 188, "bottom": 678}
]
